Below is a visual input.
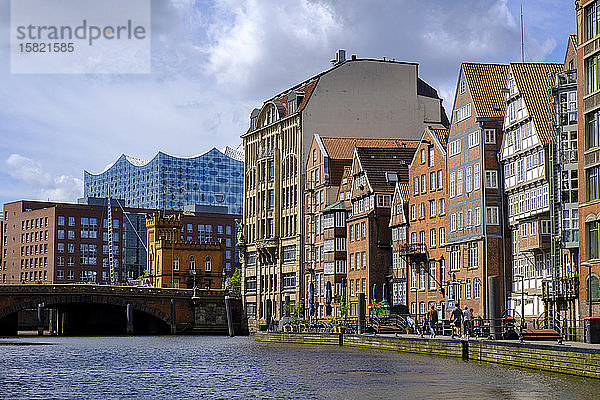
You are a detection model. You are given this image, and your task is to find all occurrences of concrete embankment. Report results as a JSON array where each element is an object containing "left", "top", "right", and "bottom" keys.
[{"left": 255, "top": 332, "right": 600, "bottom": 379}]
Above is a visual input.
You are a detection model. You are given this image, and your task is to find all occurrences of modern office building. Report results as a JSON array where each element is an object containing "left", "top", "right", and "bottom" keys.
[
  {"left": 500, "top": 62, "right": 563, "bottom": 319},
  {"left": 241, "top": 51, "right": 449, "bottom": 328},
  {"left": 577, "top": 0, "right": 600, "bottom": 319},
  {"left": 84, "top": 148, "right": 244, "bottom": 215},
  {"left": 446, "top": 63, "right": 511, "bottom": 320}
]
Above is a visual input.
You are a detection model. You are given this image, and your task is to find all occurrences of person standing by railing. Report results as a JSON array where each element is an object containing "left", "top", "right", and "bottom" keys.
[
  {"left": 428, "top": 305, "right": 438, "bottom": 338},
  {"left": 463, "top": 306, "right": 472, "bottom": 338},
  {"left": 451, "top": 303, "right": 462, "bottom": 339}
]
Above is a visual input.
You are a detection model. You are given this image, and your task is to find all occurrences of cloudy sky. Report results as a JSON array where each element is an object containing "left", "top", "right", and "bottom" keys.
[{"left": 0, "top": 0, "right": 575, "bottom": 206}]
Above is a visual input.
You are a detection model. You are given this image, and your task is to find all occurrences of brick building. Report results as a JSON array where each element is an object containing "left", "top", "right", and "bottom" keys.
[
  {"left": 146, "top": 213, "right": 224, "bottom": 289},
  {"left": 304, "top": 135, "right": 417, "bottom": 320},
  {"left": 390, "top": 183, "right": 410, "bottom": 311},
  {"left": 405, "top": 127, "right": 449, "bottom": 320},
  {"left": 347, "top": 145, "right": 424, "bottom": 317},
  {"left": 500, "top": 63, "right": 563, "bottom": 319},
  {"left": 1, "top": 200, "right": 238, "bottom": 285},
  {"left": 446, "top": 63, "right": 511, "bottom": 319},
  {"left": 577, "top": 0, "right": 600, "bottom": 319},
  {"left": 241, "top": 52, "right": 449, "bottom": 327}
]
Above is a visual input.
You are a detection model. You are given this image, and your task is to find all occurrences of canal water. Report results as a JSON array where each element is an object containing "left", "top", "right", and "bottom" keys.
[{"left": 1, "top": 336, "right": 599, "bottom": 399}]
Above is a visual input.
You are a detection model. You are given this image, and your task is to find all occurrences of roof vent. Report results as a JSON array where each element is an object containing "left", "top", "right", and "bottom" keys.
[{"left": 330, "top": 49, "right": 346, "bottom": 66}]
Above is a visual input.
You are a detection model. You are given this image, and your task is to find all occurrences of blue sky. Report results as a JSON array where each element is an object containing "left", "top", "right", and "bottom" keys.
[{"left": 0, "top": 0, "right": 575, "bottom": 206}]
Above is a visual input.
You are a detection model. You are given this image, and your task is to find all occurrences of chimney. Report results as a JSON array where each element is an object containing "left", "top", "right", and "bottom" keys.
[{"left": 331, "top": 49, "right": 346, "bottom": 66}]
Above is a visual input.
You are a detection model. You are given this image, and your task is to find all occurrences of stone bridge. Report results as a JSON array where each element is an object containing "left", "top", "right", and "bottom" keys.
[{"left": 0, "top": 285, "right": 247, "bottom": 336}]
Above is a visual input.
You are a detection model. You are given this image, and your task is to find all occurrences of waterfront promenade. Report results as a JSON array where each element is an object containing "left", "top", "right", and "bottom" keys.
[{"left": 256, "top": 331, "right": 600, "bottom": 379}]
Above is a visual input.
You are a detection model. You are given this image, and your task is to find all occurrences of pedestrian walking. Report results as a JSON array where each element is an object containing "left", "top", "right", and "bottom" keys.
[
  {"left": 463, "top": 306, "right": 472, "bottom": 338},
  {"left": 451, "top": 303, "right": 462, "bottom": 339},
  {"left": 428, "top": 305, "right": 438, "bottom": 338}
]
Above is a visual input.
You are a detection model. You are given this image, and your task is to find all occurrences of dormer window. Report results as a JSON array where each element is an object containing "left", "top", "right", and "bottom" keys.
[{"left": 386, "top": 172, "right": 398, "bottom": 182}]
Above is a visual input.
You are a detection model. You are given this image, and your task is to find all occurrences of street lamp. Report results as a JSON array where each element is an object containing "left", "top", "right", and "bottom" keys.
[
  {"left": 581, "top": 262, "right": 593, "bottom": 318},
  {"left": 514, "top": 274, "right": 525, "bottom": 332}
]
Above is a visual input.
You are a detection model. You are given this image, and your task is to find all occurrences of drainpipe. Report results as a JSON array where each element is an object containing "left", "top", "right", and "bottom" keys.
[
  {"left": 497, "top": 151, "right": 508, "bottom": 314},
  {"left": 481, "top": 124, "right": 488, "bottom": 319}
]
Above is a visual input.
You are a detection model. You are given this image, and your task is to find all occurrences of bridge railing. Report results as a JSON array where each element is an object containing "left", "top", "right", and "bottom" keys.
[{"left": 0, "top": 284, "right": 228, "bottom": 298}]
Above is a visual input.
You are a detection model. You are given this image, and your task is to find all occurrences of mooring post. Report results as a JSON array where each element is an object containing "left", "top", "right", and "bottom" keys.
[
  {"left": 224, "top": 295, "right": 235, "bottom": 337},
  {"left": 48, "top": 308, "right": 54, "bottom": 335},
  {"left": 170, "top": 299, "right": 176, "bottom": 334},
  {"left": 37, "top": 303, "right": 44, "bottom": 336},
  {"left": 358, "top": 293, "right": 366, "bottom": 335},
  {"left": 126, "top": 303, "right": 134, "bottom": 335}
]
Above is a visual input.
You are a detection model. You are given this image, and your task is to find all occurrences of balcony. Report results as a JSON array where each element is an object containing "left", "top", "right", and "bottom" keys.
[
  {"left": 553, "top": 70, "right": 576, "bottom": 88},
  {"left": 397, "top": 243, "right": 427, "bottom": 256},
  {"left": 558, "top": 149, "right": 578, "bottom": 164},
  {"left": 542, "top": 277, "right": 579, "bottom": 301},
  {"left": 256, "top": 237, "right": 278, "bottom": 249}
]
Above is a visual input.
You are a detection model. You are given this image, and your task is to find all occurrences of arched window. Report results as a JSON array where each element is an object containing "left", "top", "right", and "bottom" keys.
[
  {"left": 173, "top": 256, "right": 179, "bottom": 271},
  {"left": 205, "top": 256, "right": 212, "bottom": 272},
  {"left": 190, "top": 256, "right": 196, "bottom": 270},
  {"left": 474, "top": 278, "right": 481, "bottom": 299},
  {"left": 588, "top": 274, "right": 600, "bottom": 301}
]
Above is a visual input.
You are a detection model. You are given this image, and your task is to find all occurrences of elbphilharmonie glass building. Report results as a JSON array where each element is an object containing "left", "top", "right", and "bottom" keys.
[{"left": 84, "top": 147, "right": 244, "bottom": 214}]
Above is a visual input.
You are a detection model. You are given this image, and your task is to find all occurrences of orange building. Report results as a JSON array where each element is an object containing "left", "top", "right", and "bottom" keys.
[{"left": 146, "top": 213, "right": 224, "bottom": 289}]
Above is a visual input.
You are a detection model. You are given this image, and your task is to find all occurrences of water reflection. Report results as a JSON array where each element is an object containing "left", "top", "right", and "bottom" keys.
[{"left": 0, "top": 336, "right": 598, "bottom": 400}]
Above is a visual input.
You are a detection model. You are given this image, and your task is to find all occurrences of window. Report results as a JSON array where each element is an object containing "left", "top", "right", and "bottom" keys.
[
  {"left": 450, "top": 213, "right": 457, "bottom": 232},
  {"left": 57, "top": 270, "right": 64, "bottom": 280},
  {"left": 456, "top": 169, "right": 463, "bottom": 196},
  {"left": 68, "top": 217, "right": 75, "bottom": 226},
  {"left": 474, "top": 278, "right": 481, "bottom": 299},
  {"left": 486, "top": 207, "right": 499, "bottom": 225},
  {"left": 468, "top": 131, "right": 480, "bottom": 148},
  {"left": 413, "top": 177, "right": 419, "bottom": 195},
  {"left": 449, "top": 172, "right": 456, "bottom": 198},
  {"left": 454, "top": 103, "right": 472, "bottom": 123},
  {"left": 459, "top": 79, "right": 466, "bottom": 94},
  {"left": 439, "top": 227, "right": 446, "bottom": 245},
  {"left": 485, "top": 171, "right": 498, "bottom": 188},
  {"left": 449, "top": 140, "right": 462, "bottom": 157},
  {"left": 585, "top": 2, "right": 600, "bottom": 41},
  {"left": 429, "top": 147, "right": 434, "bottom": 167},
  {"left": 58, "top": 216, "right": 65, "bottom": 226},
  {"left": 429, "top": 261, "right": 436, "bottom": 289},
  {"left": 474, "top": 164, "right": 481, "bottom": 190},
  {"left": 283, "top": 245, "right": 296, "bottom": 263},
  {"left": 465, "top": 279, "right": 472, "bottom": 299},
  {"left": 421, "top": 174, "right": 427, "bottom": 193},
  {"left": 465, "top": 166, "right": 472, "bottom": 193},
  {"left": 437, "top": 170, "right": 443, "bottom": 189},
  {"left": 485, "top": 129, "right": 496, "bottom": 144},
  {"left": 588, "top": 275, "right": 600, "bottom": 301},
  {"left": 173, "top": 257, "right": 179, "bottom": 271},
  {"left": 421, "top": 149, "right": 426, "bottom": 164},
  {"left": 450, "top": 246, "right": 460, "bottom": 271},
  {"left": 429, "top": 200, "right": 436, "bottom": 217},
  {"left": 439, "top": 198, "right": 445, "bottom": 215},
  {"left": 467, "top": 243, "right": 478, "bottom": 268},
  {"left": 430, "top": 172, "right": 436, "bottom": 191},
  {"left": 430, "top": 229, "right": 436, "bottom": 248}
]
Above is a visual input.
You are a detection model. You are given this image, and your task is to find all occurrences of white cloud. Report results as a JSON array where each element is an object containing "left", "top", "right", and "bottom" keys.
[
  {"left": 5, "top": 154, "right": 83, "bottom": 202},
  {"left": 0, "top": 0, "right": 574, "bottom": 206}
]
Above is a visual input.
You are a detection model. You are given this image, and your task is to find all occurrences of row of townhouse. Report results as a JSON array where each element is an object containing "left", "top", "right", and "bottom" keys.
[{"left": 241, "top": 35, "right": 596, "bottom": 333}]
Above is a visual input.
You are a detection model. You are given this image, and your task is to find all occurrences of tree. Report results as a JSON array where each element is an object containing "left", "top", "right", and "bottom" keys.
[{"left": 230, "top": 268, "right": 241, "bottom": 287}]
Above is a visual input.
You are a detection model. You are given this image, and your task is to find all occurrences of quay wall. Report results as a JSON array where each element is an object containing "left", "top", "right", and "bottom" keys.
[{"left": 255, "top": 332, "right": 600, "bottom": 379}]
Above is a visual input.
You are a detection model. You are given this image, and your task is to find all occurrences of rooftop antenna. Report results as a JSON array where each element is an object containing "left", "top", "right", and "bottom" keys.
[{"left": 520, "top": 4, "right": 525, "bottom": 63}]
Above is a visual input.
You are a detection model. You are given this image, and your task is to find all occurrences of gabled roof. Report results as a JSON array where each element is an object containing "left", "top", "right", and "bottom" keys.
[
  {"left": 355, "top": 146, "right": 416, "bottom": 193},
  {"left": 398, "top": 183, "right": 410, "bottom": 201},
  {"left": 430, "top": 127, "right": 449, "bottom": 148},
  {"left": 320, "top": 137, "right": 420, "bottom": 160},
  {"left": 511, "top": 62, "right": 563, "bottom": 144},
  {"left": 569, "top": 34, "right": 577, "bottom": 51},
  {"left": 462, "top": 63, "right": 509, "bottom": 119}
]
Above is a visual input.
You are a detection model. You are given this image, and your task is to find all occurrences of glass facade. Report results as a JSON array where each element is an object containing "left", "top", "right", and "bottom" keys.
[{"left": 84, "top": 148, "right": 244, "bottom": 214}]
